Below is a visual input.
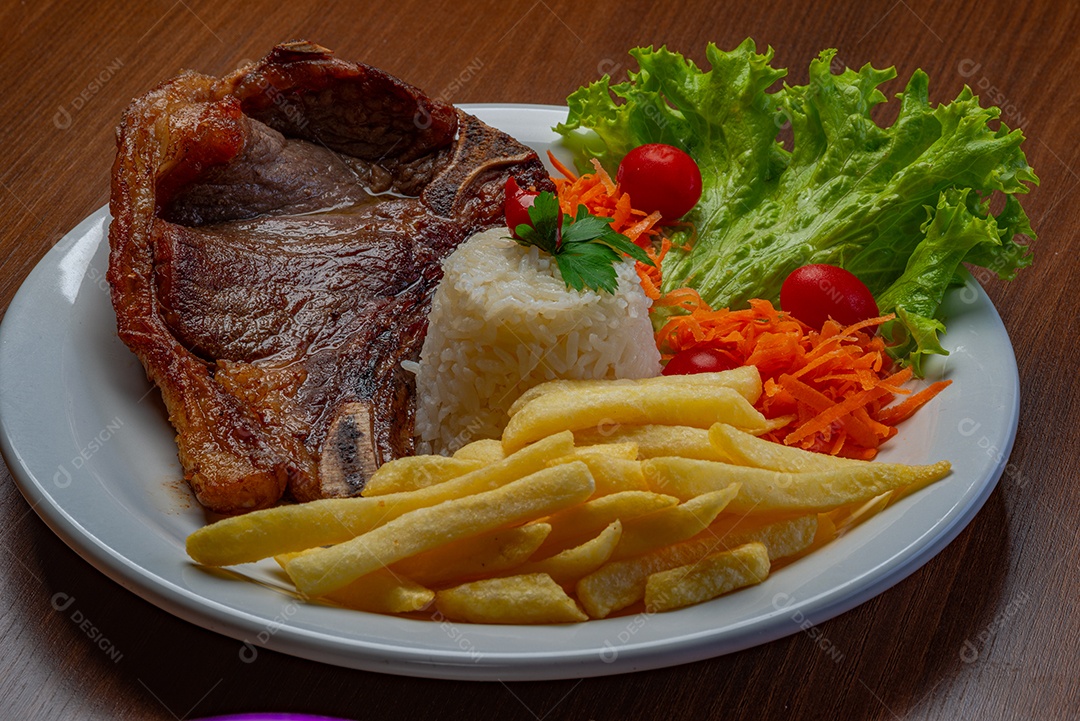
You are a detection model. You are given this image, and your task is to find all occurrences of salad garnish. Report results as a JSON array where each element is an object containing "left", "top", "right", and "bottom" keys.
[
  {"left": 556, "top": 39, "right": 1038, "bottom": 374},
  {"left": 505, "top": 182, "right": 655, "bottom": 294}
]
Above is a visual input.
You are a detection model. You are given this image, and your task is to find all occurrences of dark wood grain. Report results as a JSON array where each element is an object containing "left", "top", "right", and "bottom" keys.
[{"left": 2, "top": 1, "right": 1078, "bottom": 719}]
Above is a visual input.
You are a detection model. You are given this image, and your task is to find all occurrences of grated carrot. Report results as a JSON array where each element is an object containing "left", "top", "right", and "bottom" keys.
[
  {"left": 548, "top": 151, "right": 664, "bottom": 249},
  {"left": 876, "top": 380, "right": 952, "bottom": 426},
  {"left": 654, "top": 297, "right": 951, "bottom": 459},
  {"left": 547, "top": 152, "right": 578, "bottom": 183}
]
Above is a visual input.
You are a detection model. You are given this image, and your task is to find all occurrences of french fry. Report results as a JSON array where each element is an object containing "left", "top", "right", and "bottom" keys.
[
  {"left": 189, "top": 357, "right": 954, "bottom": 624},
  {"left": 575, "top": 425, "right": 727, "bottom": 461},
  {"left": 274, "top": 557, "right": 433, "bottom": 614},
  {"left": 828, "top": 493, "right": 892, "bottom": 533},
  {"left": 566, "top": 420, "right": 810, "bottom": 459},
  {"left": 886, "top": 463, "right": 955, "bottom": 506},
  {"left": 507, "top": 365, "right": 763, "bottom": 415},
  {"left": 709, "top": 423, "right": 864, "bottom": 472},
  {"left": 748, "top": 414, "right": 797, "bottom": 437},
  {"left": 717, "top": 459, "right": 951, "bottom": 514},
  {"left": 186, "top": 431, "right": 575, "bottom": 566},
  {"left": 362, "top": 455, "right": 484, "bottom": 496},
  {"left": 795, "top": 513, "right": 838, "bottom": 558},
  {"left": 640, "top": 456, "right": 952, "bottom": 513},
  {"left": 641, "top": 456, "right": 731, "bottom": 499},
  {"left": 532, "top": 491, "right": 678, "bottom": 558},
  {"left": 549, "top": 454, "right": 649, "bottom": 497},
  {"left": 453, "top": 438, "right": 505, "bottom": 464},
  {"left": 568, "top": 443, "right": 640, "bottom": 461},
  {"left": 390, "top": 523, "right": 551, "bottom": 587},
  {"left": 284, "top": 462, "right": 595, "bottom": 597},
  {"left": 707, "top": 514, "right": 819, "bottom": 560},
  {"left": 503, "top": 385, "right": 768, "bottom": 454},
  {"left": 611, "top": 486, "right": 739, "bottom": 561},
  {"left": 323, "top": 570, "right": 434, "bottom": 614},
  {"left": 511, "top": 521, "right": 622, "bottom": 587},
  {"left": 576, "top": 514, "right": 815, "bottom": 618},
  {"left": 644, "top": 542, "right": 770, "bottom": 613},
  {"left": 434, "top": 573, "right": 587, "bottom": 624}
]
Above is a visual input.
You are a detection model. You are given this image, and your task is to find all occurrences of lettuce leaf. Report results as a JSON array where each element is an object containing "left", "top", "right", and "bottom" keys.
[
  {"left": 876, "top": 188, "right": 1032, "bottom": 375},
  {"left": 555, "top": 40, "right": 1038, "bottom": 372}
]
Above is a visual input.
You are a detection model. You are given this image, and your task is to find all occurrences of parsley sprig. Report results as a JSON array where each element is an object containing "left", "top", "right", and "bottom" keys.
[{"left": 508, "top": 191, "right": 655, "bottom": 294}]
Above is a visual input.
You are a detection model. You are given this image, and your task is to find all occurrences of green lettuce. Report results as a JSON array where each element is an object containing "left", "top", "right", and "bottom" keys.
[{"left": 555, "top": 39, "right": 1037, "bottom": 373}]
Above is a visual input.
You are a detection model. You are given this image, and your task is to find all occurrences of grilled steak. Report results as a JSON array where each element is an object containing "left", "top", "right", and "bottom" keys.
[{"left": 108, "top": 41, "right": 551, "bottom": 513}]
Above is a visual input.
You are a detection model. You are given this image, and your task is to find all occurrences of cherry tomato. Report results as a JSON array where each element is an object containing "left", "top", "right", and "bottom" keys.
[
  {"left": 616, "top": 144, "right": 703, "bottom": 220},
  {"left": 662, "top": 347, "right": 738, "bottom": 376},
  {"left": 780, "top": 264, "right": 880, "bottom": 329},
  {"left": 504, "top": 177, "right": 538, "bottom": 238}
]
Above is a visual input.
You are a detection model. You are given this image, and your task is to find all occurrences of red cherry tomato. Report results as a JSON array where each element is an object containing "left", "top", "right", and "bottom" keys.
[
  {"left": 780, "top": 264, "right": 880, "bottom": 329},
  {"left": 504, "top": 177, "right": 538, "bottom": 238},
  {"left": 662, "top": 347, "right": 738, "bottom": 376},
  {"left": 616, "top": 144, "right": 703, "bottom": 220}
]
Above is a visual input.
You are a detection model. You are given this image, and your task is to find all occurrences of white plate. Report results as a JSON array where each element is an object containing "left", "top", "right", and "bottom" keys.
[{"left": 0, "top": 104, "right": 1019, "bottom": 681}]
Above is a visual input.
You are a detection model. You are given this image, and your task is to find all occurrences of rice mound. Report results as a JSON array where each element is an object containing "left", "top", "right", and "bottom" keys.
[{"left": 414, "top": 227, "right": 661, "bottom": 454}]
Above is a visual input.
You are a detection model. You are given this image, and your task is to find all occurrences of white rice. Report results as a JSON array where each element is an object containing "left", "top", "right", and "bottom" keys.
[{"left": 414, "top": 227, "right": 661, "bottom": 454}]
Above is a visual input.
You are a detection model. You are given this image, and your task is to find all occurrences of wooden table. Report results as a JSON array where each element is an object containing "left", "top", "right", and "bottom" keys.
[{"left": 1, "top": 1, "right": 1076, "bottom": 718}]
